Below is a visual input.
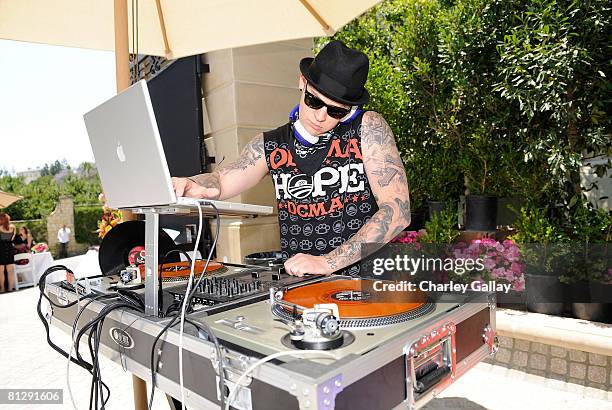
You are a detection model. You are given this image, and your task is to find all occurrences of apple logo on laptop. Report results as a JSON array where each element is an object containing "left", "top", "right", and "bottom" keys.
[{"left": 116, "top": 142, "right": 127, "bottom": 162}]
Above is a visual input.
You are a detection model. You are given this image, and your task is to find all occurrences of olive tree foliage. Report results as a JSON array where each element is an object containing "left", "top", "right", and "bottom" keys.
[
  {"left": 318, "top": 0, "right": 610, "bottom": 212},
  {"left": 319, "top": 0, "right": 459, "bottom": 208},
  {"left": 493, "top": 0, "right": 611, "bottom": 210},
  {"left": 0, "top": 162, "right": 102, "bottom": 220}
]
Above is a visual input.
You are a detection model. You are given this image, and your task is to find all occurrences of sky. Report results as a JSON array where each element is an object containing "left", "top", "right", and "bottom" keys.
[{"left": 0, "top": 40, "right": 117, "bottom": 173}]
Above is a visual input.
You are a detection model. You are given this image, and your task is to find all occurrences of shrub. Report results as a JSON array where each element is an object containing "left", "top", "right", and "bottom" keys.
[{"left": 75, "top": 206, "right": 102, "bottom": 245}]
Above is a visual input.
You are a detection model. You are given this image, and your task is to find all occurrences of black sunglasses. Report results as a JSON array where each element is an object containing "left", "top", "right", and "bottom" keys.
[{"left": 304, "top": 84, "right": 352, "bottom": 120}]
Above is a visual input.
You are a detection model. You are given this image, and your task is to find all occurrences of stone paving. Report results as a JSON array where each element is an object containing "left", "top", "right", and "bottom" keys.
[{"left": 1, "top": 286, "right": 610, "bottom": 409}]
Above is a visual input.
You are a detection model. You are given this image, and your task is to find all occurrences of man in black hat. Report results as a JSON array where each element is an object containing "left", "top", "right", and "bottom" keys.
[{"left": 173, "top": 40, "right": 410, "bottom": 276}]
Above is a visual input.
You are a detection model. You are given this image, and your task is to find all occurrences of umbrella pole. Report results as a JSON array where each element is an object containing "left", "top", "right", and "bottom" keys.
[
  {"left": 114, "top": 0, "right": 130, "bottom": 91},
  {"left": 114, "top": 2, "right": 147, "bottom": 410}
]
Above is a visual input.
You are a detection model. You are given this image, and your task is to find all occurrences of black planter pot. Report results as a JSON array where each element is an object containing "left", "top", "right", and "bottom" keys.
[
  {"left": 427, "top": 201, "right": 450, "bottom": 220},
  {"left": 465, "top": 195, "right": 497, "bottom": 231},
  {"left": 569, "top": 281, "right": 612, "bottom": 323},
  {"left": 572, "top": 303, "right": 609, "bottom": 323},
  {"left": 496, "top": 289, "right": 526, "bottom": 309},
  {"left": 525, "top": 273, "right": 565, "bottom": 315},
  {"left": 496, "top": 197, "right": 523, "bottom": 226},
  {"left": 590, "top": 282, "right": 612, "bottom": 324},
  {"left": 406, "top": 209, "right": 426, "bottom": 231}
]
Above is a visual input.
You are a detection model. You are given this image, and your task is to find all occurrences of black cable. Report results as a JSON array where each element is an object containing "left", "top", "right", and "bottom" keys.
[
  {"left": 117, "top": 288, "right": 146, "bottom": 311},
  {"left": 160, "top": 248, "right": 194, "bottom": 267},
  {"left": 36, "top": 265, "right": 117, "bottom": 409},
  {"left": 148, "top": 202, "right": 225, "bottom": 410},
  {"left": 73, "top": 301, "right": 143, "bottom": 409},
  {"left": 73, "top": 302, "right": 142, "bottom": 359},
  {"left": 146, "top": 315, "right": 227, "bottom": 410},
  {"left": 94, "top": 317, "right": 106, "bottom": 409},
  {"left": 73, "top": 300, "right": 140, "bottom": 366},
  {"left": 186, "top": 204, "right": 220, "bottom": 300},
  {"left": 164, "top": 300, "right": 183, "bottom": 317},
  {"left": 156, "top": 249, "right": 194, "bottom": 315},
  {"left": 36, "top": 266, "right": 95, "bottom": 370},
  {"left": 148, "top": 315, "right": 180, "bottom": 410},
  {"left": 185, "top": 317, "right": 226, "bottom": 409},
  {"left": 41, "top": 205, "right": 222, "bottom": 410},
  {"left": 72, "top": 294, "right": 117, "bottom": 337},
  {"left": 70, "top": 292, "right": 116, "bottom": 409}
]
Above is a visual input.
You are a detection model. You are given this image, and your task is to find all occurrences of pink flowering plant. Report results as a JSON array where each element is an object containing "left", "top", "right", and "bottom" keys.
[
  {"left": 452, "top": 238, "right": 525, "bottom": 291},
  {"left": 391, "top": 230, "right": 425, "bottom": 247}
]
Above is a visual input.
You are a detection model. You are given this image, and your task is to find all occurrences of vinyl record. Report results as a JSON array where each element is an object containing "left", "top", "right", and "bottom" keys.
[
  {"left": 137, "top": 260, "right": 227, "bottom": 282},
  {"left": 99, "top": 220, "right": 178, "bottom": 276},
  {"left": 282, "top": 279, "right": 428, "bottom": 319}
]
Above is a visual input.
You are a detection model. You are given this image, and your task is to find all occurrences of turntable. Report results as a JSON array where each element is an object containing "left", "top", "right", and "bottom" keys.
[
  {"left": 196, "top": 277, "right": 463, "bottom": 359},
  {"left": 272, "top": 278, "right": 436, "bottom": 330},
  {"left": 186, "top": 276, "right": 497, "bottom": 409}
]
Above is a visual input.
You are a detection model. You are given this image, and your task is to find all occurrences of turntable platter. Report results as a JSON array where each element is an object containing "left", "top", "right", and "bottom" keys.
[
  {"left": 281, "top": 279, "right": 428, "bottom": 319},
  {"left": 137, "top": 260, "right": 227, "bottom": 282}
]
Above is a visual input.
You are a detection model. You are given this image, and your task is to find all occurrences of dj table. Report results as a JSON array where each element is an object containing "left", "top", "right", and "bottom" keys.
[
  {"left": 45, "top": 267, "right": 497, "bottom": 410},
  {"left": 42, "top": 205, "right": 497, "bottom": 409}
]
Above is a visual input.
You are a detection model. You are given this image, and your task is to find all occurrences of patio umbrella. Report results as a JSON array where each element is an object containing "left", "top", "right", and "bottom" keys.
[
  {"left": 0, "top": 190, "right": 22, "bottom": 208},
  {"left": 0, "top": 0, "right": 382, "bottom": 59}
]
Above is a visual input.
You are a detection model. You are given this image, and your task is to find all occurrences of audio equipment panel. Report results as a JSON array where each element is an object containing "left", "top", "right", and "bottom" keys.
[{"left": 46, "top": 274, "right": 497, "bottom": 410}]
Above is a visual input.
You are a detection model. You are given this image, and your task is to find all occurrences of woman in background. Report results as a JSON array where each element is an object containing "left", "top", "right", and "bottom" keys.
[
  {"left": 0, "top": 213, "right": 16, "bottom": 292},
  {"left": 13, "top": 226, "right": 34, "bottom": 254}
]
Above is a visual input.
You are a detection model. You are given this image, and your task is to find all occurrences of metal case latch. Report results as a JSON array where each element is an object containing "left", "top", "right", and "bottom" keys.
[{"left": 404, "top": 322, "right": 457, "bottom": 409}]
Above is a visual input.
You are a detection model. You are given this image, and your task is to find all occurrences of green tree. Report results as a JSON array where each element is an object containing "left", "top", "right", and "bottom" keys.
[
  {"left": 493, "top": 0, "right": 612, "bottom": 208},
  {"left": 0, "top": 165, "right": 102, "bottom": 220},
  {"left": 323, "top": 0, "right": 610, "bottom": 220},
  {"left": 321, "top": 0, "right": 461, "bottom": 208}
]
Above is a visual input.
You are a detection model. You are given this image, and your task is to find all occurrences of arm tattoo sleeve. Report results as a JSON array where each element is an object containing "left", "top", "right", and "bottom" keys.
[
  {"left": 188, "top": 134, "right": 264, "bottom": 198},
  {"left": 360, "top": 112, "right": 393, "bottom": 146},
  {"left": 326, "top": 202, "right": 404, "bottom": 272},
  {"left": 324, "top": 112, "right": 411, "bottom": 272},
  {"left": 219, "top": 134, "right": 264, "bottom": 173},
  {"left": 188, "top": 174, "right": 220, "bottom": 190}
]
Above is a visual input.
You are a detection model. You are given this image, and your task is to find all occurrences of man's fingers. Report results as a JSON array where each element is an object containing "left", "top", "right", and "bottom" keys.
[
  {"left": 172, "top": 177, "right": 186, "bottom": 196},
  {"left": 173, "top": 176, "right": 222, "bottom": 199},
  {"left": 284, "top": 254, "right": 306, "bottom": 276},
  {"left": 284, "top": 258, "right": 296, "bottom": 276},
  {"left": 201, "top": 187, "right": 221, "bottom": 200}
]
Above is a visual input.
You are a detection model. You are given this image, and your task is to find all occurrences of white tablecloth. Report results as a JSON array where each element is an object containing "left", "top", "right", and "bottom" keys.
[{"left": 29, "top": 252, "right": 55, "bottom": 283}]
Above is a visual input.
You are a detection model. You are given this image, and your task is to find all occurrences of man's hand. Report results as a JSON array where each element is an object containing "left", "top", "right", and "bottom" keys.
[
  {"left": 284, "top": 253, "right": 333, "bottom": 277},
  {"left": 172, "top": 176, "right": 221, "bottom": 199}
]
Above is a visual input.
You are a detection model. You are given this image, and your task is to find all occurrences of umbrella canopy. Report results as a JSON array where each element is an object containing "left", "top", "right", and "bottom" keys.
[
  {"left": 0, "top": 190, "right": 22, "bottom": 208},
  {"left": 0, "top": 0, "right": 381, "bottom": 59}
]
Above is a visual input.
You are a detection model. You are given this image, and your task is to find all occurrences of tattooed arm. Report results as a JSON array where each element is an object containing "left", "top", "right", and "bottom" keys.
[
  {"left": 284, "top": 112, "right": 411, "bottom": 276},
  {"left": 324, "top": 111, "right": 410, "bottom": 271},
  {"left": 172, "top": 134, "right": 268, "bottom": 200}
]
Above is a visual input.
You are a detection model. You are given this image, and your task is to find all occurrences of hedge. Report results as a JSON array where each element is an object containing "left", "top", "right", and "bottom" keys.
[{"left": 74, "top": 206, "right": 102, "bottom": 246}]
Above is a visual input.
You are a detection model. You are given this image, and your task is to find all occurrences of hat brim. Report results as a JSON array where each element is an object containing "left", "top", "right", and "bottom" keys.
[{"left": 299, "top": 57, "right": 370, "bottom": 106}]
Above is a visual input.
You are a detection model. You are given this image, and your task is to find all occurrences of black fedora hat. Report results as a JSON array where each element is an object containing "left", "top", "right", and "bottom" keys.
[{"left": 300, "top": 40, "right": 370, "bottom": 106}]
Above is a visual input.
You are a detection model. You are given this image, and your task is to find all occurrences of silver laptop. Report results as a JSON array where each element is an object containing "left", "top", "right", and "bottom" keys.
[{"left": 83, "top": 80, "right": 272, "bottom": 216}]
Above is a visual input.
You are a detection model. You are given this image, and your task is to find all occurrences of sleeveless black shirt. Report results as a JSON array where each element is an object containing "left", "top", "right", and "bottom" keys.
[{"left": 263, "top": 112, "right": 379, "bottom": 275}]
